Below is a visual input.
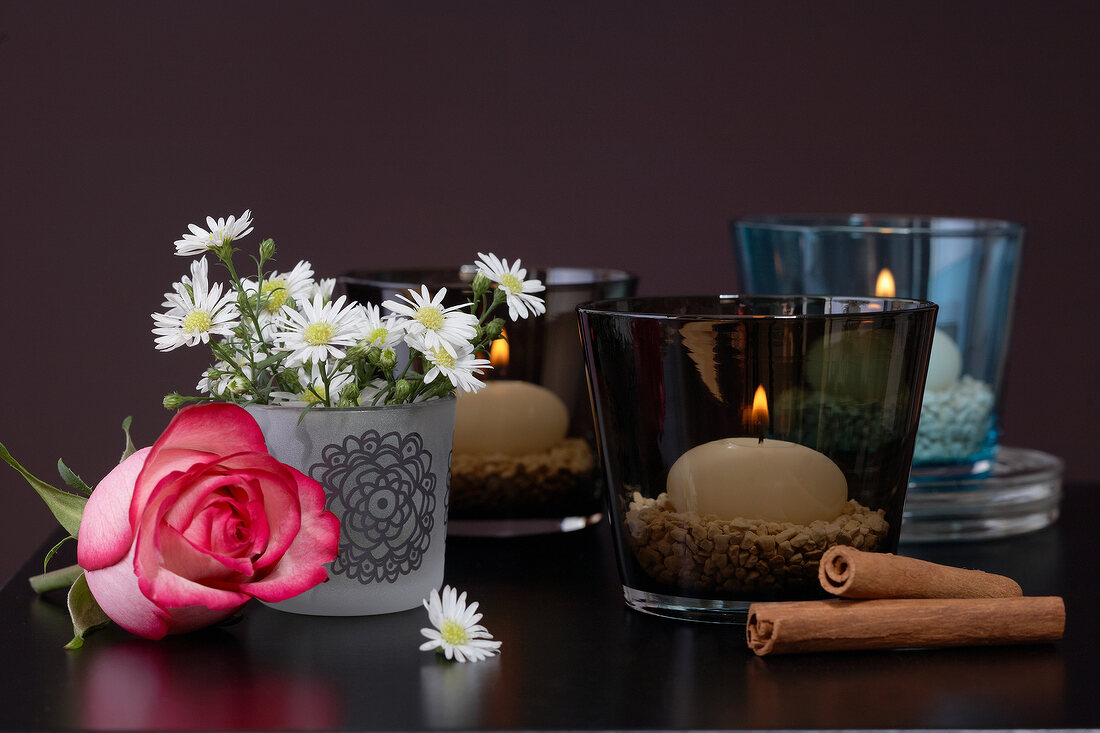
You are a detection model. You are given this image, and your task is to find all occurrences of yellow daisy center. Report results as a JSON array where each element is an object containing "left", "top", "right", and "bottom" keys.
[
  {"left": 369, "top": 326, "right": 389, "bottom": 344},
  {"left": 302, "top": 385, "right": 327, "bottom": 404},
  {"left": 261, "top": 279, "right": 289, "bottom": 314},
  {"left": 181, "top": 310, "right": 213, "bottom": 334},
  {"left": 415, "top": 305, "right": 445, "bottom": 331},
  {"left": 304, "top": 321, "right": 335, "bottom": 346},
  {"left": 433, "top": 349, "right": 456, "bottom": 369},
  {"left": 500, "top": 273, "right": 523, "bottom": 293},
  {"left": 440, "top": 619, "right": 469, "bottom": 646}
]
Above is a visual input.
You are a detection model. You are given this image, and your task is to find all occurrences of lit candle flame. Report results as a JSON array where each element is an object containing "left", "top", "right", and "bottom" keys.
[
  {"left": 752, "top": 385, "right": 769, "bottom": 442},
  {"left": 875, "top": 268, "right": 896, "bottom": 298},
  {"left": 489, "top": 329, "right": 509, "bottom": 369}
]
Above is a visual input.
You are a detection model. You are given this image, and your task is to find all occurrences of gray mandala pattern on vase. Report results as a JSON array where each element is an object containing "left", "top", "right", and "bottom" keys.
[{"left": 310, "top": 429, "right": 436, "bottom": 584}]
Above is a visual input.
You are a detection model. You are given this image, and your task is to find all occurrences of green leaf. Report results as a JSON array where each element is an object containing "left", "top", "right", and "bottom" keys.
[
  {"left": 119, "top": 416, "right": 137, "bottom": 461},
  {"left": 43, "top": 535, "right": 76, "bottom": 572},
  {"left": 29, "top": 562, "right": 82, "bottom": 594},
  {"left": 57, "top": 459, "right": 93, "bottom": 495},
  {"left": 0, "top": 442, "right": 86, "bottom": 538},
  {"left": 252, "top": 351, "right": 287, "bottom": 371},
  {"left": 64, "top": 572, "right": 110, "bottom": 650}
]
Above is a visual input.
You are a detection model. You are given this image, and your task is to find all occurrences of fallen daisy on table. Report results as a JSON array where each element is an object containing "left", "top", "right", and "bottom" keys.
[{"left": 420, "top": 586, "right": 502, "bottom": 663}]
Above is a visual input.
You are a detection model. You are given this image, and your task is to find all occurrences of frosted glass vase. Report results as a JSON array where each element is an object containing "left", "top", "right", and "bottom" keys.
[{"left": 246, "top": 398, "right": 456, "bottom": 616}]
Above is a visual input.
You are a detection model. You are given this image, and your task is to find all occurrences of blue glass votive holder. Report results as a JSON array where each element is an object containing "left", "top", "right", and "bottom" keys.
[
  {"left": 578, "top": 295, "right": 937, "bottom": 622},
  {"left": 732, "top": 215, "right": 1023, "bottom": 479}
]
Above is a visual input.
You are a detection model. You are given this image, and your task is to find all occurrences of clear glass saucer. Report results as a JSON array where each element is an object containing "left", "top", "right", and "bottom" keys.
[
  {"left": 900, "top": 446, "right": 1063, "bottom": 543},
  {"left": 447, "top": 513, "right": 603, "bottom": 537}
]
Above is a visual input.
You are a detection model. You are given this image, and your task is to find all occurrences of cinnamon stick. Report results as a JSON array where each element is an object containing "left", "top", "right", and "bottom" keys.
[
  {"left": 746, "top": 597, "right": 1064, "bottom": 656},
  {"left": 818, "top": 546, "right": 1023, "bottom": 599}
]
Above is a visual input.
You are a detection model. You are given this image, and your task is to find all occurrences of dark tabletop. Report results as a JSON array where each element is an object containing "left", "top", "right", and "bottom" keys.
[{"left": 1, "top": 484, "right": 1095, "bottom": 732}]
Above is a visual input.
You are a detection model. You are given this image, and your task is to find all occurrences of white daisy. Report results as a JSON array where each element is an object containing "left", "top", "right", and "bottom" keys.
[
  {"left": 243, "top": 260, "right": 317, "bottom": 322},
  {"left": 382, "top": 285, "right": 478, "bottom": 357},
  {"left": 197, "top": 353, "right": 256, "bottom": 398},
  {"left": 270, "top": 362, "right": 356, "bottom": 406},
  {"left": 273, "top": 294, "right": 367, "bottom": 367},
  {"left": 308, "top": 277, "right": 336, "bottom": 303},
  {"left": 474, "top": 252, "right": 546, "bottom": 321},
  {"left": 360, "top": 303, "right": 403, "bottom": 349},
  {"left": 174, "top": 209, "right": 254, "bottom": 256},
  {"left": 411, "top": 337, "right": 491, "bottom": 393},
  {"left": 419, "top": 586, "right": 501, "bottom": 663},
  {"left": 152, "top": 258, "right": 240, "bottom": 351}
]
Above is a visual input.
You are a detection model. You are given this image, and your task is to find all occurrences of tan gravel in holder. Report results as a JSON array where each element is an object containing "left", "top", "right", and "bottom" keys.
[
  {"left": 450, "top": 438, "right": 595, "bottom": 514},
  {"left": 624, "top": 492, "right": 890, "bottom": 595}
]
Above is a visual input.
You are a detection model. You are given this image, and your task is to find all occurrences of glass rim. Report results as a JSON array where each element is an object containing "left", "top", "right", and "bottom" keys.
[
  {"left": 243, "top": 394, "right": 456, "bottom": 413},
  {"left": 732, "top": 214, "right": 1023, "bottom": 236},
  {"left": 576, "top": 294, "right": 938, "bottom": 320},
  {"left": 340, "top": 265, "right": 638, "bottom": 290}
]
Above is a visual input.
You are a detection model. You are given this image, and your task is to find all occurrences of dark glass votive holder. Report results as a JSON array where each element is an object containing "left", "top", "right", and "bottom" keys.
[
  {"left": 341, "top": 266, "right": 637, "bottom": 535},
  {"left": 577, "top": 295, "right": 937, "bottom": 622}
]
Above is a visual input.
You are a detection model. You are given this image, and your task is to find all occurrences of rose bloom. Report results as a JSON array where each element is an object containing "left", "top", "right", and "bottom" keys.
[{"left": 77, "top": 403, "right": 340, "bottom": 639}]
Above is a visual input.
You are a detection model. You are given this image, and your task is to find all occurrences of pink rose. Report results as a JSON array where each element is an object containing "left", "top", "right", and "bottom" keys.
[{"left": 77, "top": 403, "right": 340, "bottom": 640}]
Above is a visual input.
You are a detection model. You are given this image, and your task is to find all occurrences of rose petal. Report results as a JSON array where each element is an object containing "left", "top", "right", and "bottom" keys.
[
  {"left": 140, "top": 466, "right": 236, "bottom": 538},
  {"left": 164, "top": 454, "right": 302, "bottom": 570},
  {"left": 85, "top": 543, "right": 236, "bottom": 640},
  {"left": 78, "top": 448, "right": 152, "bottom": 572},
  {"left": 129, "top": 448, "right": 222, "bottom": 529},
  {"left": 138, "top": 564, "right": 252, "bottom": 612},
  {"left": 131, "top": 405, "right": 268, "bottom": 523},
  {"left": 187, "top": 491, "right": 269, "bottom": 561},
  {"left": 159, "top": 521, "right": 255, "bottom": 581},
  {"left": 243, "top": 470, "right": 339, "bottom": 602},
  {"left": 133, "top": 475, "right": 253, "bottom": 611},
  {"left": 211, "top": 454, "right": 303, "bottom": 569},
  {"left": 154, "top": 403, "right": 268, "bottom": 456},
  {"left": 158, "top": 462, "right": 257, "bottom": 542}
]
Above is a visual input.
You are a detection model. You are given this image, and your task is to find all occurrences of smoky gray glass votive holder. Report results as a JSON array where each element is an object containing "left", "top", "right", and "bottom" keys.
[
  {"left": 732, "top": 215, "right": 1022, "bottom": 478},
  {"left": 577, "top": 295, "right": 937, "bottom": 622},
  {"left": 341, "top": 265, "right": 638, "bottom": 535}
]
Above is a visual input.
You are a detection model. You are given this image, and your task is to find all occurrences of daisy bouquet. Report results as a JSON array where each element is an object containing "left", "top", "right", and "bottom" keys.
[{"left": 154, "top": 210, "right": 546, "bottom": 408}]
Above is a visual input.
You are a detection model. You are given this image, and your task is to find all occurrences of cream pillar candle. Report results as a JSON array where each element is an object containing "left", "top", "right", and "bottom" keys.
[
  {"left": 925, "top": 328, "right": 962, "bottom": 392},
  {"left": 666, "top": 386, "right": 847, "bottom": 524},
  {"left": 666, "top": 438, "right": 848, "bottom": 524},
  {"left": 874, "top": 267, "right": 961, "bottom": 393},
  {"left": 453, "top": 381, "right": 568, "bottom": 456}
]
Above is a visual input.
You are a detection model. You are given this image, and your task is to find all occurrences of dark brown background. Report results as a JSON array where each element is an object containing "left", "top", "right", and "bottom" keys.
[{"left": 2, "top": 1, "right": 1097, "bottom": 582}]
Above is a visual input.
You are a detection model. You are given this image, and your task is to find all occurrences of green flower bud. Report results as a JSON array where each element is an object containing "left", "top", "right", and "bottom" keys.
[
  {"left": 365, "top": 346, "right": 383, "bottom": 366},
  {"left": 277, "top": 368, "right": 302, "bottom": 394},
  {"left": 486, "top": 317, "right": 506, "bottom": 340},
  {"left": 346, "top": 340, "right": 370, "bottom": 364},
  {"left": 163, "top": 392, "right": 187, "bottom": 410},
  {"left": 471, "top": 271, "right": 491, "bottom": 299},
  {"left": 492, "top": 286, "right": 508, "bottom": 305},
  {"left": 338, "top": 383, "right": 361, "bottom": 407},
  {"left": 392, "top": 379, "right": 411, "bottom": 403},
  {"left": 213, "top": 241, "right": 235, "bottom": 264},
  {"left": 259, "top": 238, "right": 276, "bottom": 262},
  {"left": 380, "top": 348, "right": 398, "bottom": 370}
]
